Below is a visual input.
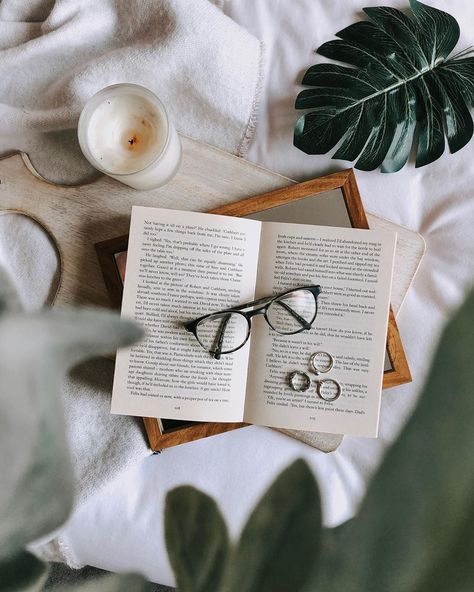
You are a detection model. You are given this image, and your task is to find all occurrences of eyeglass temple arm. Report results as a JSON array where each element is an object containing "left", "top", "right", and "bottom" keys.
[
  {"left": 213, "top": 302, "right": 309, "bottom": 359},
  {"left": 276, "top": 300, "right": 312, "bottom": 330},
  {"left": 189, "top": 287, "right": 319, "bottom": 322},
  {"left": 222, "top": 287, "right": 319, "bottom": 314},
  {"left": 226, "top": 294, "right": 274, "bottom": 312},
  {"left": 220, "top": 295, "right": 312, "bottom": 330},
  {"left": 213, "top": 313, "right": 232, "bottom": 360}
]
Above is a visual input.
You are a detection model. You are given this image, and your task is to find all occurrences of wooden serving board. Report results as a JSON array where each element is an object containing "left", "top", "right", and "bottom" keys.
[
  {"left": 0, "top": 136, "right": 425, "bottom": 453},
  {"left": 0, "top": 137, "right": 424, "bottom": 314}
]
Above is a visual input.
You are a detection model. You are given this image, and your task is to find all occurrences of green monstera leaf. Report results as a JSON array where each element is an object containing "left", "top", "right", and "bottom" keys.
[{"left": 294, "top": 0, "right": 474, "bottom": 172}]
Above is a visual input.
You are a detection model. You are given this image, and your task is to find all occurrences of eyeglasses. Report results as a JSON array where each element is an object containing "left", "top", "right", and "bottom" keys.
[{"left": 184, "top": 285, "right": 321, "bottom": 359}]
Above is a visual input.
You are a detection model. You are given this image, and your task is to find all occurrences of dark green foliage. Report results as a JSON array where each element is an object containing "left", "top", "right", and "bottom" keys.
[
  {"left": 165, "top": 460, "right": 321, "bottom": 592},
  {"left": 222, "top": 460, "right": 321, "bottom": 592},
  {"left": 0, "top": 268, "right": 145, "bottom": 591},
  {"left": 294, "top": 0, "right": 474, "bottom": 172},
  {"left": 310, "top": 289, "right": 474, "bottom": 591},
  {"left": 165, "top": 289, "right": 474, "bottom": 591},
  {"left": 165, "top": 487, "right": 230, "bottom": 592},
  {"left": 61, "top": 573, "right": 152, "bottom": 592},
  {"left": 0, "top": 551, "right": 48, "bottom": 592}
]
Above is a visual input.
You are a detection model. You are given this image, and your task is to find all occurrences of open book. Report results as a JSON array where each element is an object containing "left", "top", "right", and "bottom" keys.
[{"left": 112, "top": 206, "right": 396, "bottom": 437}]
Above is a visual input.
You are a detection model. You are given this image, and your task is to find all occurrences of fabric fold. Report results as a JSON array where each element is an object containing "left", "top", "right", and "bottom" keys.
[{"left": 0, "top": 0, "right": 263, "bottom": 184}]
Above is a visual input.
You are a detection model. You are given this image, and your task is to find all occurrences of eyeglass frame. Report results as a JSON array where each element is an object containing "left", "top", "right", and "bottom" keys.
[{"left": 184, "top": 285, "right": 321, "bottom": 359}]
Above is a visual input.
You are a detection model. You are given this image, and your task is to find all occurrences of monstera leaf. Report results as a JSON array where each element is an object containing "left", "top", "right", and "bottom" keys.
[{"left": 294, "top": 0, "right": 474, "bottom": 172}]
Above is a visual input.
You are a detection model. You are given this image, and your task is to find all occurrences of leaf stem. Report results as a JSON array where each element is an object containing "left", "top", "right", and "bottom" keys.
[
  {"left": 337, "top": 68, "right": 430, "bottom": 113},
  {"left": 450, "top": 46, "right": 474, "bottom": 60},
  {"left": 327, "top": 47, "right": 473, "bottom": 115}
]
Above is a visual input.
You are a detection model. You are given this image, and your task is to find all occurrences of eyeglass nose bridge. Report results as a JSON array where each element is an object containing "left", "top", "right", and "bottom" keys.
[
  {"left": 238, "top": 308, "right": 265, "bottom": 338},
  {"left": 246, "top": 307, "right": 267, "bottom": 320}
]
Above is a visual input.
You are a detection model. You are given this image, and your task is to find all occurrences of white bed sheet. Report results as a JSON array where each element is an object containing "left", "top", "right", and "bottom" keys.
[{"left": 56, "top": 0, "right": 474, "bottom": 585}]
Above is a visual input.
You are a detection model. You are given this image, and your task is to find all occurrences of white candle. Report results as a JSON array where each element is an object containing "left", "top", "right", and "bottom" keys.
[{"left": 78, "top": 84, "right": 181, "bottom": 191}]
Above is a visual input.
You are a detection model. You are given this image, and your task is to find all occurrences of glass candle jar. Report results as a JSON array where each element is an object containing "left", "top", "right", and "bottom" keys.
[{"left": 77, "top": 84, "right": 181, "bottom": 191}]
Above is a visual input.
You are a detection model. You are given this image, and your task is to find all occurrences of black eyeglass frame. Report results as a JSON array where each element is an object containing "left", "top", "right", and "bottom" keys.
[{"left": 184, "top": 285, "right": 321, "bottom": 359}]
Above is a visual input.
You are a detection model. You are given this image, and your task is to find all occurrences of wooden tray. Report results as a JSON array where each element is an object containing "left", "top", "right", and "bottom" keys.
[
  {"left": 0, "top": 137, "right": 425, "bottom": 452},
  {"left": 95, "top": 170, "right": 420, "bottom": 452}
]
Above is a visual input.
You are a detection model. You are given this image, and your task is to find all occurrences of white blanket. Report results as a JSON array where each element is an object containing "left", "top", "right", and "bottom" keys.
[
  {"left": 0, "top": 0, "right": 262, "bottom": 184},
  {"left": 7, "top": 0, "right": 474, "bottom": 587},
  {"left": 0, "top": 0, "right": 262, "bottom": 565}
]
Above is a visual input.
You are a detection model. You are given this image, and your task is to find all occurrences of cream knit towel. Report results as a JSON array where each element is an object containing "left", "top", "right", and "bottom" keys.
[
  {"left": 0, "top": 0, "right": 263, "bottom": 184},
  {"left": 0, "top": 0, "right": 263, "bottom": 565}
]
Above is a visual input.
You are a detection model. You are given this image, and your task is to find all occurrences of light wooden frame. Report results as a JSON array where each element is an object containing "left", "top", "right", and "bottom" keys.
[{"left": 96, "top": 169, "right": 411, "bottom": 450}]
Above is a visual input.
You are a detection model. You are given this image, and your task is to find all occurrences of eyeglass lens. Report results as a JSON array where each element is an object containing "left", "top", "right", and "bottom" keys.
[
  {"left": 266, "top": 289, "right": 316, "bottom": 334},
  {"left": 195, "top": 289, "right": 316, "bottom": 354},
  {"left": 196, "top": 312, "right": 249, "bottom": 355}
]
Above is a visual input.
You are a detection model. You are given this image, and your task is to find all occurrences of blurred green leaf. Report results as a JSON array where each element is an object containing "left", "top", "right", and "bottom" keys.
[
  {"left": 306, "top": 520, "right": 353, "bottom": 586},
  {"left": 0, "top": 268, "right": 143, "bottom": 560},
  {"left": 0, "top": 551, "right": 48, "bottom": 592},
  {"left": 61, "top": 573, "right": 152, "bottom": 592},
  {"left": 311, "top": 290, "right": 474, "bottom": 591},
  {"left": 165, "top": 486, "right": 230, "bottom": 592},
  {"left": 294, "top": 0, "right": 474, "bottom": 172},
  {"left": 223, "top": 459, "right": 321, "bottom": 592}
]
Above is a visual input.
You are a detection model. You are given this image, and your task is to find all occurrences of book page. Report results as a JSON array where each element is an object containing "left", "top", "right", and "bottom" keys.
[
  {"left": 112, "top": 206, "right": 261, "bottom": 422},
  {"left": 243, "top": 223, "right": 396, "bottom": 437}
]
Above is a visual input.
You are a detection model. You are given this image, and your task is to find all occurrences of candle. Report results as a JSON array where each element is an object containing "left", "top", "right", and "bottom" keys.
[{"left": 78, "top": 84, "right": 181, "bottom": 190}]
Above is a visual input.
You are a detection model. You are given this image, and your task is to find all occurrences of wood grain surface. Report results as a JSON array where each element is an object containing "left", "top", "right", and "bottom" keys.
[
  {"left": 0, "top": 137, "right": 424, "bottom": 314},
  {"left": 0, "top": 136, "right": 424, "bottom": 452}
]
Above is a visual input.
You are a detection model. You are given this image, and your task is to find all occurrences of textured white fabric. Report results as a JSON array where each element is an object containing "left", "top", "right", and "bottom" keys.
[
  {"left": 0, "top": 0, "right": 262, "bottom": 184},
  {"left": 0, "top": 212, "right": 60, "bottom": 310},
  {"left": 30, "top": 357, "right": 150, "bottom": 567},
  {"left": 18, "top": 0, "right": 474, "bottom": 587},
  {"left": 0, "top": 212, "right": 149, "bottom": 527},
  {"left": 1, "top": 0, "right": 263, "bottom": 563}
]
